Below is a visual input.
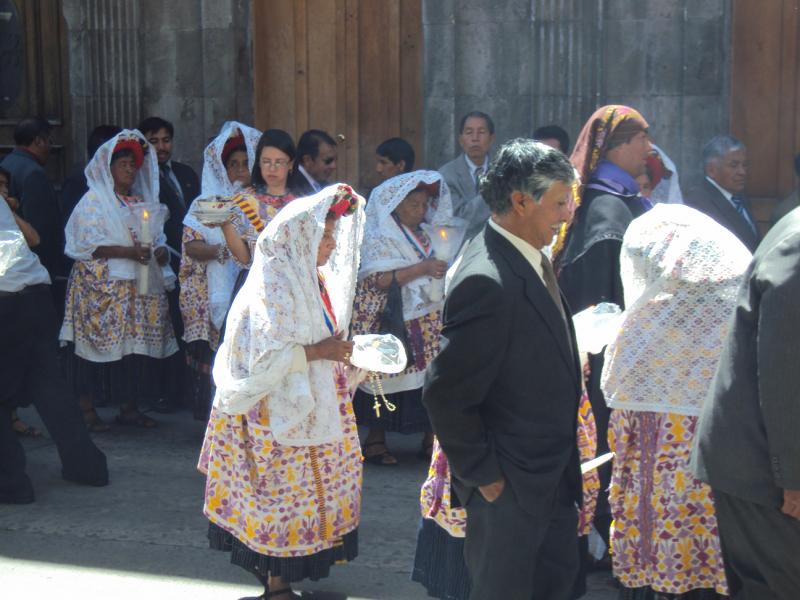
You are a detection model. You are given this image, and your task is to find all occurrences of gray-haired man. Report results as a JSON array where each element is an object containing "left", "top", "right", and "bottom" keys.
[
  {"left": 423, "top": 139, "right": 583, "bottom": 600},
  {"left": 686, "top": 135, "right": 760, "bottom": 252}
]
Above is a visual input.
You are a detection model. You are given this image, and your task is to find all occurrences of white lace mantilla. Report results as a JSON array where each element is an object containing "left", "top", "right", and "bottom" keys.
[
  {"left": 601, "top": 204, "right": 752, "bottom": 416},
  {"left": 212, "top": 185, "right": 366, "bottom": 446}
]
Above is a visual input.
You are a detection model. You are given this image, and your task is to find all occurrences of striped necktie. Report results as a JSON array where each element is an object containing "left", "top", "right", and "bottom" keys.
[{"left": 731, "top": 195, "right": 757, "bottom": 235}]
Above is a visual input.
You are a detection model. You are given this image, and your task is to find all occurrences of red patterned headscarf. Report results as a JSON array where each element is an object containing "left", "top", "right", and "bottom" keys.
[{"left": 552, "top": 105, "right": 648, "bottom": 257}]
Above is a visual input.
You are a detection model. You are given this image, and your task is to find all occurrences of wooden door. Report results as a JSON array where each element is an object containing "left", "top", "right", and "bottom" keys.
[
  {"left": 0, "top": 0, "right": 71, "bottom": 182},
  {"left": 731, "top": 0, "right": 800, "bottom": 227},
  {"left": 252, "top": 0, "right": 423, "bottom": 192}
]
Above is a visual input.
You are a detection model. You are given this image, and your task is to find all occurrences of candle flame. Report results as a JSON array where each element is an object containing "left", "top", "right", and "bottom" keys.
[
  {"left": 143, "top": 209, "right": 150, "bottom": 220},
  {"left": 438, "top": 228, "right": 448, "bottom": 240}
]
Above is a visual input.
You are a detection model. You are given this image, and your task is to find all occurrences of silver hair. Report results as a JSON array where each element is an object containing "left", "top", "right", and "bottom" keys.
[{"left": 702, "top": 135, "right": 746, "bottom": 168}]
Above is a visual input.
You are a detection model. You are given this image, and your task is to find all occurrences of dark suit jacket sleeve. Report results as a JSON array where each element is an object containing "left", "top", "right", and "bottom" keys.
[
  {"left": 756, "top": 238, "right": 800, "bottom": 490},
  {"left": 422, "top": 273, "right": 510, "bottom": 488}
]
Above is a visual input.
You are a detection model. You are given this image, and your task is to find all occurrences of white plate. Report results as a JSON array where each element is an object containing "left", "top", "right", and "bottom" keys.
[{"left": 350, "top": 334, "right": 407, "bottom": 374}]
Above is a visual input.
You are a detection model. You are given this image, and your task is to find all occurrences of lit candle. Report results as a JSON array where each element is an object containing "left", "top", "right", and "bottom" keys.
[{"left": 137, "top": 209, "right": 151, "bottom": 295}]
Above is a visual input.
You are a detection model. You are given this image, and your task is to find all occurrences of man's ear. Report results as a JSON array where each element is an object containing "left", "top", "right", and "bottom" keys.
[
  {"left": 397, "top": 159, "right": 406, "bottom": 172},
  {"left": 509, "top": 190, "right": 527, "bottom": 214}
]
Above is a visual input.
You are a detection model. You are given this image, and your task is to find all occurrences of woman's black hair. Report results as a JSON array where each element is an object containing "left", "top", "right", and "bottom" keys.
[
  {"left": 110, "top": 148, "right": 136, "bottom": 165},
  {"left": 251, "top": 129, "right": 297, "bottom": 188}
]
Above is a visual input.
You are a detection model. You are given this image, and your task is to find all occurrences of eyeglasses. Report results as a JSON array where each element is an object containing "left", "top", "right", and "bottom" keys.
[
  {"left": 259, "top": 159, "right": 290, "bottom": 169},
  {"left": 322, "top": 157, "right": 336, "bottom": 165}
]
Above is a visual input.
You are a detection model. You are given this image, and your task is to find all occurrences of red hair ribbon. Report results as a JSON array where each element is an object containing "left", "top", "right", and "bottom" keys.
[
  {"left": 112, "top": 138, "right": 145, "bottom": 168},
  {"left": 329, "top": 184, "right": 358, "bottom": 218},
  {"left": 221, "top": 133, "right": 246, "bottom": 165}
]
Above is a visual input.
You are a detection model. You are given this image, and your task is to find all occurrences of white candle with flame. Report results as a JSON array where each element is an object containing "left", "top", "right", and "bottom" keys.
[
  {"left": 422, "top": 219, "right": 468, "bottom": 302},
  {"left": 137, "top": 208, "right": 151, "bottom": 295}
]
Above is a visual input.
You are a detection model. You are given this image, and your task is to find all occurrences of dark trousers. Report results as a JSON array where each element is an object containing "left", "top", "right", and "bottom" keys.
[
  {"left": 0, "top": 286, "right": 107, "bottom": 499},
  {"left": 464, "top": 482, "right": 580, "bottom": 600},
  {"left": 713, "top": 489, "right": 800, "bottom": 600}
]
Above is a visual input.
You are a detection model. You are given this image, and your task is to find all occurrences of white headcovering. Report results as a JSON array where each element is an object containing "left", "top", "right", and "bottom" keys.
[
  {"left": 65, "top": 129, "right": 175, "bottom": 287},
  {"left": 649, "top": 143, "right": 684, "bottom": 205},
  {"left": 212, "top": 184, "right": 366, "bottom": 446},
  {"left": 601, "top": 204, "right": 752, "bottom": 416},
  {"left": 359, "top": 170, "right": 453, "bottom": 320},
  {"left": 183, "top": 121, "right": 262, "bottom": 327}
]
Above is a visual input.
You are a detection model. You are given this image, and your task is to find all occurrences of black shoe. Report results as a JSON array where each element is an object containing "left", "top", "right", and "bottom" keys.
[
  {"left": 62, "top": 468, "right": 109, "bottom": 487},
  {"left": 150, "top": 397, "right": 175, "bottom": 414},
  {"left": 62, "top": 450, "right": 109, "bottom": 487},
  {"left": 0, "top": 480, "right": 35, "bottom": 504}
]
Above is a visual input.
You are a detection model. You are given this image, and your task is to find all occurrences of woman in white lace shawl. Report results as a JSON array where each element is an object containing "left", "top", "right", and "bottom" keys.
[
  {"left": 350, "top": 170, "right": 452, "bottom": 465},
  {"left": 180, "top": 121, "right": 261, "bottom": 420},
  {"left": 198, "top": 185, "right": 365, "bottom": 600},
  {"left": 60, "top": 129, "right": 178, "bottom": 430},
  {"left": 601, "top": 204, "right": 752, "bottom": 599}
]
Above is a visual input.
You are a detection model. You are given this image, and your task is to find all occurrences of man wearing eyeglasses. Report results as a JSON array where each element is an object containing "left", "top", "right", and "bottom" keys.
[
  {"left": 293, "top": 129, "right": 338, "bottom": 196},
  {"left": 1, "top": 117, "right": 66, "bottom": 307}
]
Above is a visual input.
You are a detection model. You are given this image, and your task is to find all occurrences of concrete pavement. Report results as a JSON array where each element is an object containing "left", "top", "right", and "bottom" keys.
[{"left": 0, "top": 406, "right": 617, "bottom": 599}]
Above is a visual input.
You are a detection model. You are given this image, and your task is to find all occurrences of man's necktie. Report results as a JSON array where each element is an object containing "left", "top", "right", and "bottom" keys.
[
  {"left": 731, "top": 195, "right": 757, "bottom": 236},
  {"left": 540, "top": 253, "right": 565, "bottom": 318},
  {"left": 161, "top": 163, "right": 184, "bottom": 206},
  {"left": 474, "top": 166, "right": 483, "bottom": 195}
]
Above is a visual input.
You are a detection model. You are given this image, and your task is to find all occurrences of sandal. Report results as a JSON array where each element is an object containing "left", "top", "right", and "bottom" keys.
[
  {"left": 115, "top": 410, "right": 157, "bottom": 428},
  {"left": 12, "top": 416, "right": 42, "bottom": 438},
  {"left": 82, "top": 407, "right": 111, "bottom": 433},
  {"left": 362, "top": 441, "right": 398, "bottom": 466}
]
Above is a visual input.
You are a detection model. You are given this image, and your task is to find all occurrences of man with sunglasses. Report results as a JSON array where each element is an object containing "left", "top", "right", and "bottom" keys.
[
  {"left": 292, "top": 129, "right": 338, "bottom": 196},
  {"left": 1, "top": 117, "right": 66, "bottom": 308}
]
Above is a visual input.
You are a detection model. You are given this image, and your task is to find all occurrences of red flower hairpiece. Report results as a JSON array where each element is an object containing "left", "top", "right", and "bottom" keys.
[
  {"left": 221, "top": 133, "right": 246, "bottom": 165},
  {"left": 112, "top": 138, "right": 146, "bottom": 168},
  {"left": 328, "top": 184, "right": 358, "bottom": 218}
]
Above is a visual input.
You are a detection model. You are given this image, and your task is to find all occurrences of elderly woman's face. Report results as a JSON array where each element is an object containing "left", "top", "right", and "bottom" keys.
[
  {"left": 225, "top": 149, "right": 250, "bottom": 188},
  {"left": 110, "top": 154, "right": 138, "bottom": 192},
  {"left": 394, "top": 189, "right": 429, "bottom": 229},
  {"left": 316, "top": 217, "right": 337, "bottom": 266}
]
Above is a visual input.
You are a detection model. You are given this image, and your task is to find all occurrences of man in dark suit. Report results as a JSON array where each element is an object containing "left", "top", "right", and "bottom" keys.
[
  {"left": 291, "top": 129, "right": 338, "bottom": 196},
  {"left": 686, "top": 135, "right": 760, "bottom": 252},
  {"left": 0, "top": 117, "right": 65, "bottom": 297},
  {"left": 139, "top": 116, "right": 199, "bottom": 413},
  {"left": 691, "top": 207, "right": 800, "bottom": 599},
  {"left": 423, "top": 139, "right": 583, "bottom": 600},
  {"left": 438, "top": 111, "right": 496, "bottom": 239}
]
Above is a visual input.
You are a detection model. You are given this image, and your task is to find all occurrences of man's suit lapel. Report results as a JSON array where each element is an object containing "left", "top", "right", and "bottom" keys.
[
  {"left": 486, "top": 227, "right": 579, "bottom": 390},
  {"left": 703, "top": 179, "right": 758, "bottom": 249},
  {"left": 456, "top": 154, "right": 475, "bottom": 197}
]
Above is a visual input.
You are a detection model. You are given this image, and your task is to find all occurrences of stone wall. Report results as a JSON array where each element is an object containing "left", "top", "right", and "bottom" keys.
[
  {"left": 62, "top": 0, "right": 253, "bottom": 173},
  {"left": 423, "top": 0, "right": 731, "bottom": 191}
]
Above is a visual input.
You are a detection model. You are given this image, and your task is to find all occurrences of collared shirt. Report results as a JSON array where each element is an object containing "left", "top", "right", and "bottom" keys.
[
  {"left": 464, "top": 154, "right": 489, "bottom": 186},
  {"left": 0, "top": 199, "right": 51, "bottom": 292},
  {"left": 298, "top": 165, "right": 322, "bottom": 193},
  {"left": 488, "top": 217, "right": 544, "bottom": 281},
  {"left": 705, "top": 175, "right": 757, "bottom": 231}
]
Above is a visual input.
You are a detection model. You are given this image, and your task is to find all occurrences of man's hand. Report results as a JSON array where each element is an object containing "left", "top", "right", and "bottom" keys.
[
  {"left": 782, "top": 489, "right": 800, "bottom": 520},
  {"left": 154, "top": 246, "right": 169, "bottom": 266},
  {"left": 478, "top": 477, "right": 506, "bottom": 503}
]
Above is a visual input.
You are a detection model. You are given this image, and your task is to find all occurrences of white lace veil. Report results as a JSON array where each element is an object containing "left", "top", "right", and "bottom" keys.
[
  {"left": 650, "top": 143, "right": 684, "bottom": 205},
  {"left": 212, "top": 184, "right": 366, "bottom": 446},
  {"left": 359, "top": 170, "right": 453, "bottom": 320},
  {"left": 65, "top": 129, "right": 174, "bottom": 286},
  {"left": 183, "top": 121, "right": 262, "bottom": 327},
  {"left": 601, "top": 204, "right": 752, "bottom": 416}
]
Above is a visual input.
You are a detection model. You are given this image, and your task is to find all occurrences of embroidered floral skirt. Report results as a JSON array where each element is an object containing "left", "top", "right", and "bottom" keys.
[
  {"left": 609, "top": 410, "right": 728, "bottom": 596},
  {"left": 198, "top": 368, "right": 362, "bottom": 580}
]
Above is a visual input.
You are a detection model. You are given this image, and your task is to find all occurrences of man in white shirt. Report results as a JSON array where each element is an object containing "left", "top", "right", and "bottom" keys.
[
  {"left": 686, "top": 135, "right": 760, "bottom": 252},
  {"left": 0, "top": 199, "right": 108, "bottom": 504},
  {"left": 438, "top": 111, "right": 496, "bottom": 238}
]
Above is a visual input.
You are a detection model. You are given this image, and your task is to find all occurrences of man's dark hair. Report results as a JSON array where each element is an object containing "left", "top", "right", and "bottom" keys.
[
  {"left": 376, "top": 137, "right": 415, "bottom": 172},
  {"left": 480, "top": 138, "right": 575, "bottom": 215},
  {"left": 138, "top": 116, "right": 174, "bottom": 138},
  {"left": 252, "top": 129, "right": 297, "bottom": 188},
  {"left": 13, "top": 117, "right": 52, "bottom": 146},
  {"left": 0, "top": 166, "right": 10, "bottom": 183},
  {"left": 296, "top": 129, "right": 337, "bottom": 161},
  {"left": 87, "top": 125, "right": 122, "bottom": 159},
  {"left": 459, "top": 111, "right": 495, "bottom": 135},
  {"left": 532, "top": 125, "right": 570, "bottom": 154}
]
